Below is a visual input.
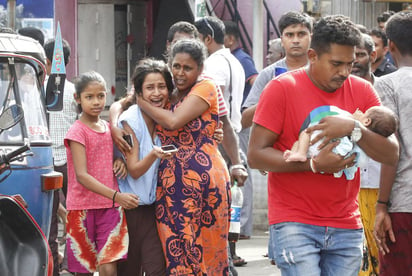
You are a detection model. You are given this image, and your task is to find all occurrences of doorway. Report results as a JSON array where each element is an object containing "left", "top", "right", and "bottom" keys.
[{"left": 77, "top": 2, "right": 147, "bottom": 105}]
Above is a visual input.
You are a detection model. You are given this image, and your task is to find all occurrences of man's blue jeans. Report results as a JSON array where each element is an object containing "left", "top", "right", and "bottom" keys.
[{"left": 270, "top": 222, "right": 363, "bottom": 276}]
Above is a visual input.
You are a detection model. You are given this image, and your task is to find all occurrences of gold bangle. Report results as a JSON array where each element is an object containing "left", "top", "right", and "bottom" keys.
[{"left": 309, "top": 158, "right": 317, "bottom": 173}]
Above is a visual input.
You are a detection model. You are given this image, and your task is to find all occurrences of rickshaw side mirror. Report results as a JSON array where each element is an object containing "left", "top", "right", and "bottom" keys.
[
  {"left": 0, "top": 104, "right": 24, "bottom": 131},
  {"left": 45, "top": 73, "right": 65, "bottom": 111}
]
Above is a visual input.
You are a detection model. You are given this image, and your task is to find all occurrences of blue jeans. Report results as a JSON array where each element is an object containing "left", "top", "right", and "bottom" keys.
[{"left": 270, "top": 222, "right": 363, "bottom": 276}]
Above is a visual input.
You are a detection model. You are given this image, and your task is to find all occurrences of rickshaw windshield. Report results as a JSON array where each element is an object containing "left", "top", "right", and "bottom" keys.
[{"left": 0, "top": 62, "right": 50, "bottom": 144}]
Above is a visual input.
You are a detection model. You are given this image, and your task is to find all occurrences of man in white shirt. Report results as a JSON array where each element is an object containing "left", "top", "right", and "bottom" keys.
[{"left": 195, "top": 17, "right": 245, "bottom": 132}]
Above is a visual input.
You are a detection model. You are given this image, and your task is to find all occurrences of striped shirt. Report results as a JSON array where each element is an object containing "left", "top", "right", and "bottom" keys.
[{"left": 200, "top": 74, "right": 228, "bottom": 117}]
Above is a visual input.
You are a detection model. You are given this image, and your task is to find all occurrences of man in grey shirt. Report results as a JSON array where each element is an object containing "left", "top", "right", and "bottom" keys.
[
  {"left": 373, "top": 11, "right": 412, "bottom": 276},
  {"left": 241, "top": 11, "right": 312, "bottom": 129}
]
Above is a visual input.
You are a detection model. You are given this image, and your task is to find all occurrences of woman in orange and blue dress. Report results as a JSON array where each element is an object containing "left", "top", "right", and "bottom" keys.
[{"left": 138, "top": 38, "right": 230, "bottom": 275}]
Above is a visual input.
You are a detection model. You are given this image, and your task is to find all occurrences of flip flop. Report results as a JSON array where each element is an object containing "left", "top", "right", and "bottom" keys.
[{"left": 233, "top": 255, "right": 247, "bottom": 267}]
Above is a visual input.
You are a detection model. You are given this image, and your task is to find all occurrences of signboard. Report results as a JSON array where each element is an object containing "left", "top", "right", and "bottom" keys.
[
  {"left": 195, "top": 0, "right": 207, "bottom": 21},
  {"left": 0, "top": 0, "right": 54, "bottom": 40},
  {"left": 51, "top": 22, "right": 66, "bottom": 75},
  {"left": 0, "top": 0, "right": 53, "bottom": 18}
]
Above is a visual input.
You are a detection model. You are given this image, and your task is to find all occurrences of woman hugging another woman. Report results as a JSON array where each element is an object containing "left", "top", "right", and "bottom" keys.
[{"left": 138, "top": 39, "right": 231, "bottom": 275}]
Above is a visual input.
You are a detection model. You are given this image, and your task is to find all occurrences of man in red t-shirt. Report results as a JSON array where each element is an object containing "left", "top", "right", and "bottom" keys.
[{"left": 248, "top": 15, "right": 399, "bottom": 276}]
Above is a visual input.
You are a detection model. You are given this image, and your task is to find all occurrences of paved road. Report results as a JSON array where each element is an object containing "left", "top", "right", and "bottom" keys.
[
  {"left": 59, "top": 216, "right": 280, "bottom": 275},
  {"left": 235, "top": 232, "right": 281, "bottom": 276}
]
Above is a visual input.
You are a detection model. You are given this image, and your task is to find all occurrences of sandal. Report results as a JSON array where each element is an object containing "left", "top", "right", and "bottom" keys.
[{"left": 233, "top": 255, "right": 247, "bottom": 267}]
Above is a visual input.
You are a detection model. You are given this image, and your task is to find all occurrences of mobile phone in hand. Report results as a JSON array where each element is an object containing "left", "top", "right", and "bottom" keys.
[
  {"left": 161, "top": 144, "right": 178, "bottom": 153},
  {"left": 123, "top": 134, "right": 133, "bottom": 147}
]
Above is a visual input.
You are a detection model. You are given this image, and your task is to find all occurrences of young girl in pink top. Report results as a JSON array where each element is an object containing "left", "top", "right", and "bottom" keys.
[{"left": 64, "top": 71, "right": 139, "bottom": 276}]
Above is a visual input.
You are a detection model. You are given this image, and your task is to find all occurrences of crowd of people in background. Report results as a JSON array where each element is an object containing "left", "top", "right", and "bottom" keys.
[{"left": 10, "top": 7, "right": 412, "bottom": 276}]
